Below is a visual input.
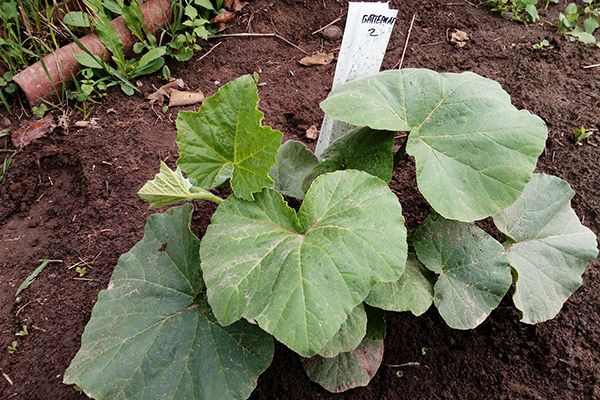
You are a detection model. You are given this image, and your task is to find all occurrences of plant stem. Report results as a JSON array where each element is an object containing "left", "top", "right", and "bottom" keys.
[{"left": 189, "top": 187, "right": 223, "bottom": 204}]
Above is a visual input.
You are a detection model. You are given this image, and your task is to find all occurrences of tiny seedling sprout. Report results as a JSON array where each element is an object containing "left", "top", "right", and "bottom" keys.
[
  {"left": 8, "top": 341, "right": 17, "bottom": 354},
  {"left": 15, "top": 325, "right": 28, "bottom": 336},
  {"left": 571, "top": 125, "right": 593, "bottom": 145},
  {"left": 532, "top": 39, "right": 550, "bottom": 49}
]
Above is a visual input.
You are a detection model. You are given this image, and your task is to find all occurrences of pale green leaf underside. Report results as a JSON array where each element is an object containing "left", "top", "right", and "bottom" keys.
[
  {"left": 138, "top": 161, "right": 220, "bottom": 208},
  {"left": 320, "top": 69, "right": 548, "bottom": 222},
  {"left": 493, "top": 173, "right": 599, "bottom": 324},
  {"left": 318, "top": 303, "right": 367, "bottom": 358},
  {"left": 64, "top": 205, "right": 273, "bottom": 400},
  {"left": 270, "top": 140, "right": 319, "bottom": 199},
  {"left": 414, "top": 213, "right": 512, "bottom": 329},
  {"left": 301, "top": 339, "right": 384, "bottom": 393},
  {"left": 366, "top": 253, "right": 434, "bottom": 316},
  {"left": 201, "top": 170, "right": 407, "bottom": 357},
  {"left": 176, "top": 74, "right": 283, "bottom": 200}
]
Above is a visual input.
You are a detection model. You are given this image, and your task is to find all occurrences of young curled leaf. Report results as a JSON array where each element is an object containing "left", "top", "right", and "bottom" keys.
[{"left": 138, "top": 161, "right": 222, "bottom": 208}]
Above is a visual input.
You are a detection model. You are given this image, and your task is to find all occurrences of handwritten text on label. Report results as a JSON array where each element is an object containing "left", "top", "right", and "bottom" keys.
[{"left": 361, "top": 14, "right": 397, "bottom": 25}]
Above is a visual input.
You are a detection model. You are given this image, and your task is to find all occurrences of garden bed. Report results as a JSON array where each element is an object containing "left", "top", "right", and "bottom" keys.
[{"left": 1, "top": 0, "right": 599, "bottom": 399}]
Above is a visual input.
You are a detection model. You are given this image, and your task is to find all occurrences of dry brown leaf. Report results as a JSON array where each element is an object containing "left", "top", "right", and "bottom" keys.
[
  {"left": 223, "top": 0, "right": 248, "bottom": 12},
  {"left": 299, "top": 52, "right": 334, "bottom": 67},
  {"left": 147, "top": 79, "right": 185, "bottom": 104},
  {"left": 12, "top": 113, "right": 56, "bottom": 148},
  {"left": 168, "top": 89, "right": 205, "bottom": 107},
  {"left": 215, "top": 22, "right": 227, "bottom": 33},
  {"left": 211, "top": 11, "right": 236, "bottom": 24},
  {"left": 1, "top": 115, "right": 11, "bottom": 128},
  {"left": 306, "top": 125, "right": 319, "bottom": 140},
  {"left": 450, "top": 30, "right": 469, "bottom": 47},
  {"left": 73, "top": 120, "right": 90, "bottom": 129}
]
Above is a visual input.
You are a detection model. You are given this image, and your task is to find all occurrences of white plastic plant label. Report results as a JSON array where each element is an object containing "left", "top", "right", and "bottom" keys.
[{"left": 315, "top": 2, "right": 398, "bottom": 159}]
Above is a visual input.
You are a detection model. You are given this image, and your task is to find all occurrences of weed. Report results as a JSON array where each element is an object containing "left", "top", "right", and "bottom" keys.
[
  {"left": 76, "top": 266, "right": 87, "bottom": 277},
  {"left": 558, "top": 1, "right": 600, "bottom": 44},
  {"left": 31, "top": 104, "right": 47, "bottom": 118},
  {"left": 0, "top": 71, "right": 17, "bottom": 113},
  {"left": 253, "top": 72, "right": 267, "bottom": 86},
  {"left": 8, "top": 341, "right": 17, "bottom": 354},
  {"left": 15, "top": 325, "right": 28, "bottom": 336},
  {"left": 571, "top": 125, "right": 593, "bottom": 145},
  {"left": 0, "top": 150, "right": 16, "bottom": 183},
  {"left": 15, "top": 259, "right": 63, "bottom": 296},
  {"left": 488, "top": 0, "right": 541, "bottom": 23},
  {"left": 532, "top": 39, "right": 550, "bottom": 49}
]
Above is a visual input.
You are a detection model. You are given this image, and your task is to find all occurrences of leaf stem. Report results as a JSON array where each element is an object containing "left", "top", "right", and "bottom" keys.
[{"left": 189, "top": 187, "right": 223, "bottom": 204}]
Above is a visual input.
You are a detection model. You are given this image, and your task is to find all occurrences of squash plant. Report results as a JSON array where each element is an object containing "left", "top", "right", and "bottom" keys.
[{"left": 64, "top": 70, "right": 598, "bottom": 399}]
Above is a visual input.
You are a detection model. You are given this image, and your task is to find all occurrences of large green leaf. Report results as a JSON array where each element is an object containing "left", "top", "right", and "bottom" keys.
[
  {"left": 318, "top": 303, "right": 367, "bottom": 358},
  {"left": 413, "top": 213, "right": 512, "bottom": 329},
  {"left": 493, "top": 173, "right": 599, "bottom": 324},
  {"left": 366, "top": 253, "right": 434, "bottom": 316},
  {"left": 320, "top": 69, "right": 548, "bottom": 222},
  {"left": 301, "top": 339, "right": 384, "bottom": 393},
  {"left": 269, "top": 140, "right": 319, "bottom": 199},
  {"left": 64, "top": 205, "right": 273, "bottom": 400},
  {"left": 177, "top": 75, "right": 283, "bottom": 200},
  {"left": 201, "top": 170, "right": 407, "bottom": 356},
  {"left": 138, "top": 161, "right": 222, "bottom": 208}
]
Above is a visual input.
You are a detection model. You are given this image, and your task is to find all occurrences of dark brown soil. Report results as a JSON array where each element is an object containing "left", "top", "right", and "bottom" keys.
[{"left": 1, "top": 1, "right": 599, "bottom": 399}]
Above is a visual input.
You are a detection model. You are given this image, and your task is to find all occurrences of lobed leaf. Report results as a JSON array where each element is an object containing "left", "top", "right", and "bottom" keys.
[
  {"left": 177, "top": 75, "right": 283, "bottom": 200},
  {"left": 493, "top": 173, "right": 599, "bottom": 324},
  {"left": 320, "top": 69, "right": 548, "bottom": 222},
  {"left": 200, "top": 170, "right": 407, "bottom": 356},
  {"left": 64, "top": 205, "right": 273, "bottom": 400},
  {"left": 413, "top": 213, "right": 512, "bottom": 329}
]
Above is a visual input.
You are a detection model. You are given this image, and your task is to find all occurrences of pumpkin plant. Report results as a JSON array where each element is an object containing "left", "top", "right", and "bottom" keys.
[{"left": 64, "top": 70, "right": 598, "bottom": 399}]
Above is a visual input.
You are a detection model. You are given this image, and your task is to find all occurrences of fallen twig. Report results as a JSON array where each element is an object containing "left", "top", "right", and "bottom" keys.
[
  {"left": 312, "top": 15, "right": 344, "bottom": 35},
  {"left": 395, "top": 14, "right": 417, "bottom": 69},
  {"left": 2, "top": 372, "right": 13, "bottom": 386},
  {"left": 207, "top": 33, "right": 308, "bottom": 54},
  {"left": 386, "top": 362, "right": 421, "bottom": 368},
  {"left": 197, "top": 42, "right": 222, "bottom": 63},
  {"left": 583, "top": 63, "right": 600, "bottom": 69}
]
